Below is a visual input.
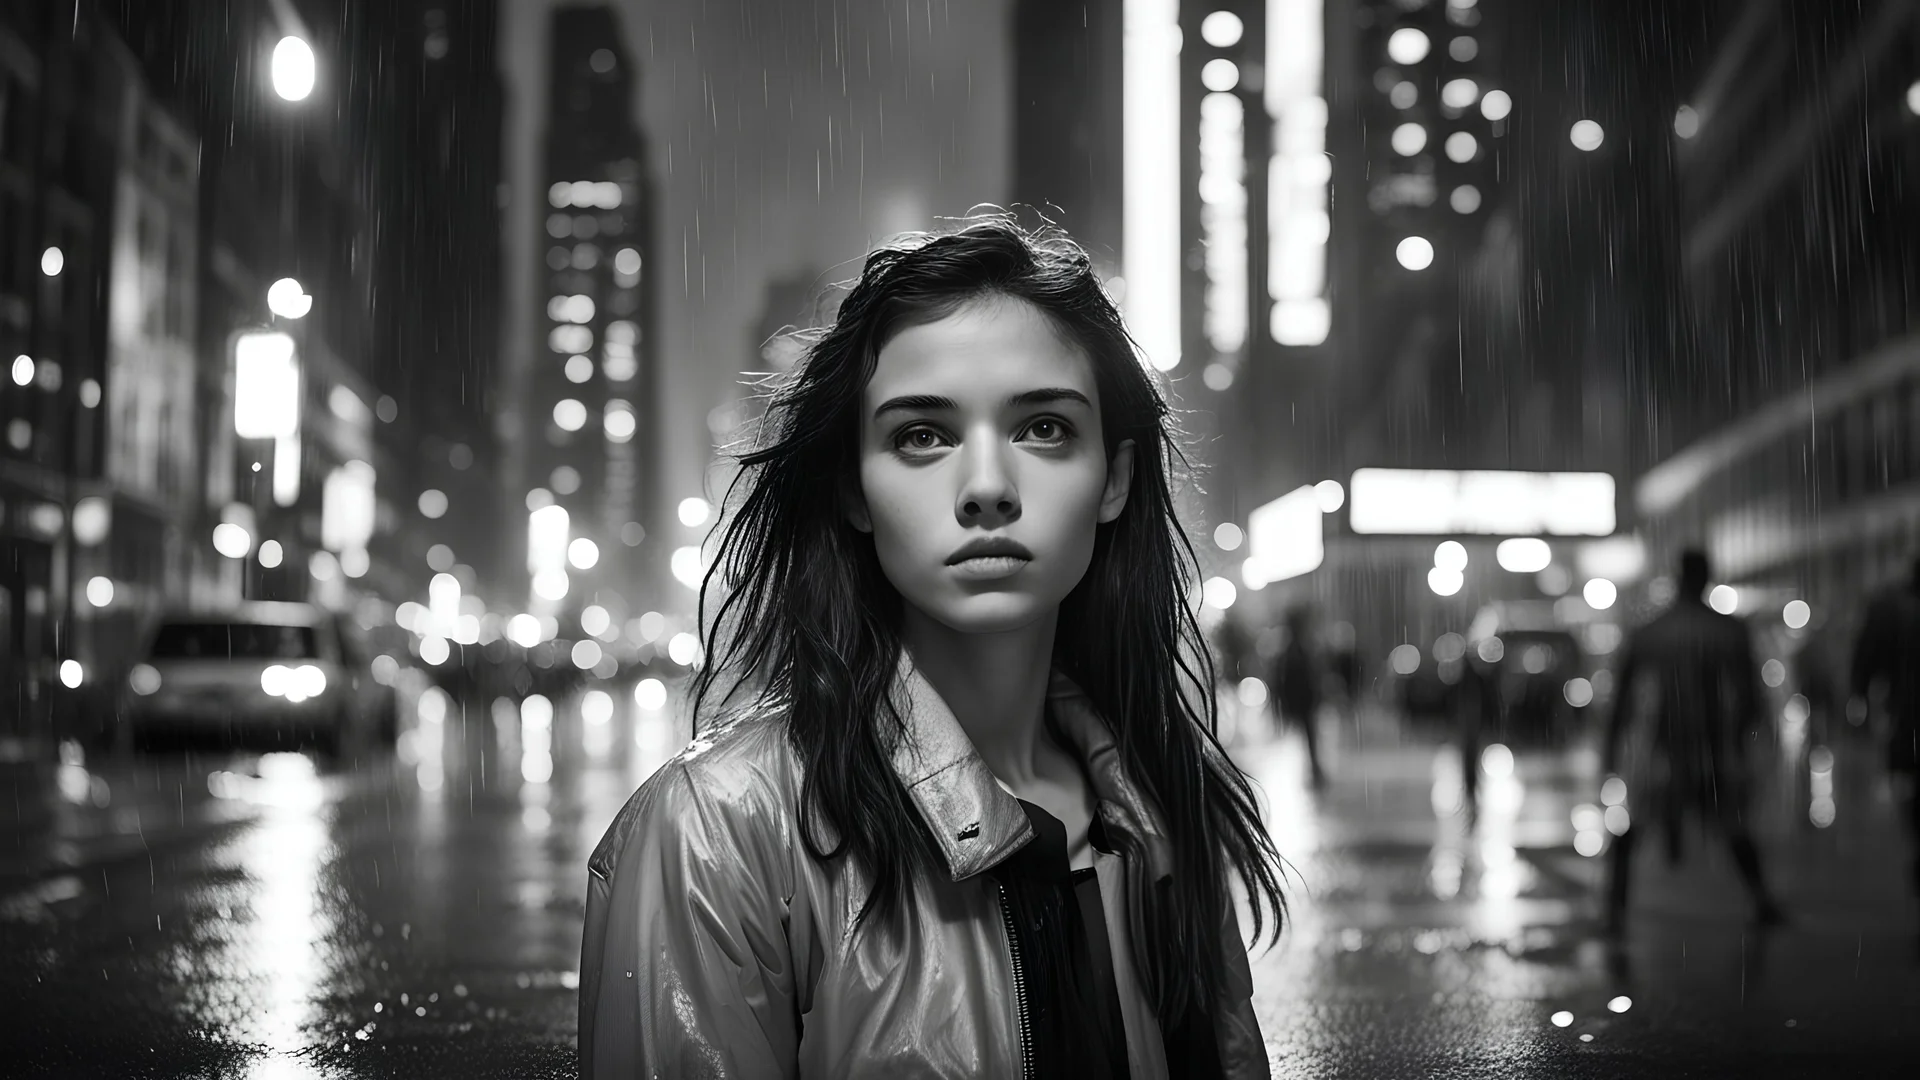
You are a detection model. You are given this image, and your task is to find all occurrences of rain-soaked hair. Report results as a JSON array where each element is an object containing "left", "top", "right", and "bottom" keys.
[{"left": 689, "top": 212, "right": 1288, "bottom": 1027}]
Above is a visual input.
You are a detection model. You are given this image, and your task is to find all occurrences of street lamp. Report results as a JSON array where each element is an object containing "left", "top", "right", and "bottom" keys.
[
  {"left": 267, "top": 277, "right": 312, "bottom": 319},
  {"left": 271, "top": 36, "right": 316, "bottom": 102}
]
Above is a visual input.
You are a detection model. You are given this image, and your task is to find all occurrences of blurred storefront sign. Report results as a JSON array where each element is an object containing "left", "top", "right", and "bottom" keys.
[
  {"left": 1348, "top": 468, "right": 1616, "bottom": 536},
  {"left": 1244, "top": 484, "right": 1324, "bottom": 587}
]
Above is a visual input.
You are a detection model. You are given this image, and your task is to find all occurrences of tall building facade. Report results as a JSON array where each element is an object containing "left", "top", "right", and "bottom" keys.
[
  {"left": 1631, "top": 1, "right": 1920, "bottom": 633},
  {"left": 516, "top": 3, "right": 660, "bottom": 632},
  {"left": 0, "top": 5, "right": 196, "bottom": 737},
  {"left": 0, "top": 0, "right": 506, "bottom": 752}
]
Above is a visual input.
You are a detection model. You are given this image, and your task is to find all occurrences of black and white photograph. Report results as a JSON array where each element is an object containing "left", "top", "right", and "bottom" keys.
[{"left": 2, "top": 0, "right": 1919, "bottom": 1076}]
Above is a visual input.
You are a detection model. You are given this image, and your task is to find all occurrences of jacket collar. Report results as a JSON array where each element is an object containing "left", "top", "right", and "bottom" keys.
[{"left": 887, "top": 650, "right": 1176, "bottom": 884}]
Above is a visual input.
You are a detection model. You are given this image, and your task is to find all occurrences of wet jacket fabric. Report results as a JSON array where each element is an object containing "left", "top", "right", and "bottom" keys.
[
  {"left": 1606, "top": 597, "right": 1762, "bottom": 822},
  {"left": 578, "top": 655, "right": 1269, "bottom": 1079}
]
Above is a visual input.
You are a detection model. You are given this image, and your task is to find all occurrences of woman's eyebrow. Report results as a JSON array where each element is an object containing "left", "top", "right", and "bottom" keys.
[{"left": 871, "top": 387, "right": 1092, "bottom": 420}]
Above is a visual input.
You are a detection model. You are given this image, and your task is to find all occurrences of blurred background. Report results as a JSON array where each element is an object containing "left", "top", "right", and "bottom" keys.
[{"left": 2, "top": 0, "right": 1919, "bottom": 1075}]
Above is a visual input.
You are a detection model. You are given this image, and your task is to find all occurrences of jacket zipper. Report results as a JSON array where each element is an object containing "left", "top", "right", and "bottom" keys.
[{"left": 994, "top": 880, "right": 1034, "bottom": 1080}]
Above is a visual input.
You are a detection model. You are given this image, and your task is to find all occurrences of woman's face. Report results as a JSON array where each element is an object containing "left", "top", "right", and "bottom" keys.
[{"left": 850, "top": 296, "right": 1134, "bottom": 635}]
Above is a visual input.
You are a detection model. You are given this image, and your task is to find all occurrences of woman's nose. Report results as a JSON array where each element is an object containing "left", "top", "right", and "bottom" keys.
[{"left": 955, "top": 443, "right": 1020, "bottom": 525}]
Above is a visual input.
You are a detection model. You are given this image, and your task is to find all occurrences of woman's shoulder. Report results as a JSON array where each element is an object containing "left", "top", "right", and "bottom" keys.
[{"left": 588, "top": 698, "right": 800, "bottom": 884}]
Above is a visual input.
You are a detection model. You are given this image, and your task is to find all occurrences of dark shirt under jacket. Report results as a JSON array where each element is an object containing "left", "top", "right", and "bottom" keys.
[
  {"left": 991, "top": 796, "right": 1229, "bottom": 1080},
  {"left": 992, "top": 798, "right": 1131, "bottom": 1079}
]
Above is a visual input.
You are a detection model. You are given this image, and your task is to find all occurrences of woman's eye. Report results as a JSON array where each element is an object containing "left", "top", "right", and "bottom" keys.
[
  {"left": 895, "top": 426, "right": 945, "bottom": 451},
  {"left": 1024, "top": 418, "right": 1071, "bottom": 443}
]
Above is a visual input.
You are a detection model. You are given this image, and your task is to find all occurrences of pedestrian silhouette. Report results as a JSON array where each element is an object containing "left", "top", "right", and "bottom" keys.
[
  {"left": 1453, "top": 648, "right": 1504, "bottom": 825},
  {"left": 1602, "top": 549, "right": 1784, "bottom": 936},
  {"left": 1272, "top": 604, "right": 1328, "bottom": 790},
  {"left": 1849, "top": 554, "right": 1920, "bottom": 952}
]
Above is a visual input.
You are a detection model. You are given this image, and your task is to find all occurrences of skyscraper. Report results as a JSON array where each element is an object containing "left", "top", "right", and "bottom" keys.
[{"left": 521, "top": 3, "right": 658, "bottom": 625}]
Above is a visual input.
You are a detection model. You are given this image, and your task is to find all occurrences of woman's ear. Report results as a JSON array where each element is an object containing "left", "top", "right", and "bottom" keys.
[
  {"left": 1097, "top": 439, "right": 1135, "bottom": 524},
  {"left": 842, "top": 476, "right": 873, "bottom": 533}
]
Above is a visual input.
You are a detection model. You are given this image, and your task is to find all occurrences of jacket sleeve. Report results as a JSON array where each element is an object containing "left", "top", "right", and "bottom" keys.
[{"left": 579, "top": 761, "right": 799, "bottom": 1079}]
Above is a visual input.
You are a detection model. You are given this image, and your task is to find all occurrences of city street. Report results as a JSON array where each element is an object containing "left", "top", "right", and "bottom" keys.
[{"left": 3, "top": 688, "right": 1916, "bottom": 1077}]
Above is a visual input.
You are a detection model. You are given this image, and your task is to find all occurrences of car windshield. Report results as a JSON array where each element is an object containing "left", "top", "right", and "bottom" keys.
[{"left": 148, "top": 622, "right": 319, "bottom": 661}]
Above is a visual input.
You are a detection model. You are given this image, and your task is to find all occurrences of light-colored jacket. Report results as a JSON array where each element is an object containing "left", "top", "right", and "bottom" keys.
[{"left": 579, "top": 656, "right": 1270, "bottom": 1078}]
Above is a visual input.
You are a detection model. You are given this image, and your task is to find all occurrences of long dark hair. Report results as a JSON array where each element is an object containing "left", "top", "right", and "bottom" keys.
[{"left": 689, "top": 213, "right": 1287, "bottom": 1026}]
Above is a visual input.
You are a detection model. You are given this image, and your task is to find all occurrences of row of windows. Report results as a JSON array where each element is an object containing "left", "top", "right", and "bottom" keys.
[{"left": 1665, "top": 366, "right": 1920, "bottom": 583}]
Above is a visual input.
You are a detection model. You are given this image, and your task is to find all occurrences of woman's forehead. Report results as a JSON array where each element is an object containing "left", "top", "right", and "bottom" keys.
[{"left": 866, "top": 298, "right": 1095, "bottom": 403}]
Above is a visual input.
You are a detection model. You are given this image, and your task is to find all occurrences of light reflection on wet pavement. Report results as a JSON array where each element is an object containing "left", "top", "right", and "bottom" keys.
[
  {"left": 0, "top": 685, "right": 686, "bottom": 1078},
  {"left": 1230, "top": 701, "right": 1920, "bottom": 1077},
  {"left": 2, "top": 687, "right": 1917, "bottom": 1076}
]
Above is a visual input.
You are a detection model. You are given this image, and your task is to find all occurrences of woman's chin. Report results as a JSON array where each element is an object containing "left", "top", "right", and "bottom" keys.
[{"left": 914, "top": 593, "right": 1056, "bottom": 637}]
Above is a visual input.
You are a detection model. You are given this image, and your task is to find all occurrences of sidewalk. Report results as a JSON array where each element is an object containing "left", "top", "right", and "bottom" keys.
[{"left": 1230, "top": 706, "right": 1920, "bottom": 1077}]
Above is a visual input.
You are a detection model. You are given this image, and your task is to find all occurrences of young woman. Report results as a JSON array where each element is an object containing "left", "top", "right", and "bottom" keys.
[{"left": 580, "top": 217, "right": 1287, "bottom": 1078}]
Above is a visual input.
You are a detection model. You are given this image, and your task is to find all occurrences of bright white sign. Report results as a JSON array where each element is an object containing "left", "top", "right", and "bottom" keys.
[
  {"left": 233, "top": 331, "right": 299, "bottom": 439},
  {"left": 1244, "top": 484, "right": 1324, "bottom": 586},
  {"left": 1348, "top": 469, "right": 1615, "bottom": 536}
]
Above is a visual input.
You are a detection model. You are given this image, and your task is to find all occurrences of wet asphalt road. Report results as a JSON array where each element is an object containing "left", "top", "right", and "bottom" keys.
[{"left": 3, "top": 685, "right": 1918, "bottom": 1078}]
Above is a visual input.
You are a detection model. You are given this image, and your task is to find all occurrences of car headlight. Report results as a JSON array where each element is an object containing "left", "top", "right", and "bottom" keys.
[
  {"left": 129, "top": 664, "right": 162, "bottom": 696},
  {"left": 295, "top": 664, "right": 326, "bottom": 698},
  {"left": 262, "top": 664, "right": 292, "bottom": 697}
]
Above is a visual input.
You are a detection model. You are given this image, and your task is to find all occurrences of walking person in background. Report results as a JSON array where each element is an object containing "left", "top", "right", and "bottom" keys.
[
  {"left": 1601, "top": 549, "right": 1785, "bottom": 937},
  {"left": 1850, "top": 555, "right": 1920, "bottom": 955},
  {"left": 1453, "top": 646, "right": 1504, "bottom": 825},
  {"left": 1272, "top": 604, "right": 1328, "bottom": 791}
]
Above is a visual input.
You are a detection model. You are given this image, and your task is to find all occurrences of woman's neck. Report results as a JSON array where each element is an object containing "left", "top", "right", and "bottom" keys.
[{"left": 900, "top": 606, "right": 1059, "bottom": 788}]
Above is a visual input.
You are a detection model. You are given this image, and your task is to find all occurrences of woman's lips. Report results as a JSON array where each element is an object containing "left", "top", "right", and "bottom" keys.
[{"left": 948, "top": 555, "right": 1031, "bottom": 580}]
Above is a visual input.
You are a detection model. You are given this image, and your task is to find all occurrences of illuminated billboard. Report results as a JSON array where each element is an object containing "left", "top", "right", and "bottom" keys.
[
  {"left": 1244, "top": 484, "right": 1325, "bottom": 586},
  {"left": 1348, "top": 468, "right": 1616, "bottom": 536}
]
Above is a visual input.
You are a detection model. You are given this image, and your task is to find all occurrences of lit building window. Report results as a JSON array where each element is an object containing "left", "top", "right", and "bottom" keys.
[
  {"left": 1386, "top": 27, "right": 1430, "bottom": 64},
  {"left": 553, "top": 399, "right": 588, "bottom": 432},
  {"left": 1267, "top": 0, "right": 1329, "bottom": 347},
  {"left": 602, "top": 346, "right": 638, "bottom": 382},
  {"left": 549, "top": 324, "right": 593, "bottom": 354},
  {"left": 1199, "top": 91, "right": 1248, "bottom": 358},
  {"left": 604, "top": 401, "right": 636, "bottom": 443}
]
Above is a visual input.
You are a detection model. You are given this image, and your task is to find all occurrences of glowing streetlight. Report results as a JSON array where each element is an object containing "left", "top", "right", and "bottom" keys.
[
  {"left": 267, "top": 278, "right": 312, "bottom": 319},
  {"left": 271, "top": 37, "right": 316, "bottom": 102},
  {"left": 1396, "top": 236, "right": 1435, "bottom": 270}
]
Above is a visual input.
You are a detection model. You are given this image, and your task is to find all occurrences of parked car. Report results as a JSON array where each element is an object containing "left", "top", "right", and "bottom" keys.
[
  {"left": 120, "top": 601, "right": 397, "bottom": 757},
  {"left": 1467, "top": 601, "right": 1604, "bottom": 747}
]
